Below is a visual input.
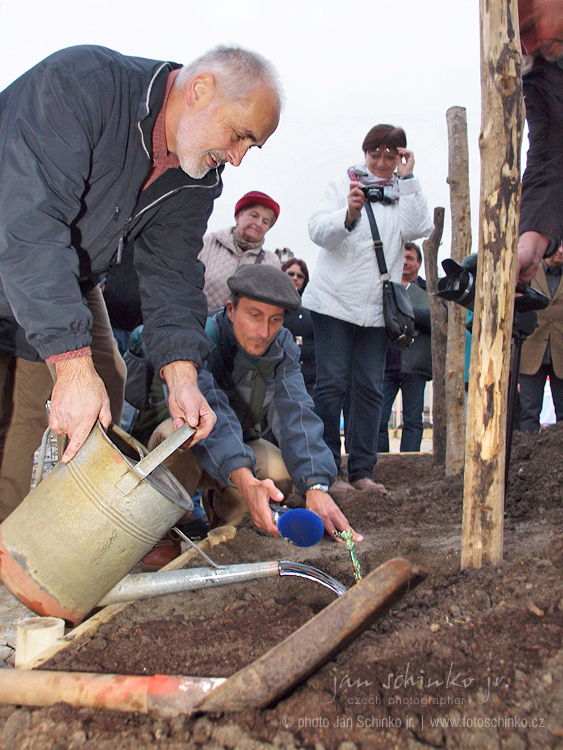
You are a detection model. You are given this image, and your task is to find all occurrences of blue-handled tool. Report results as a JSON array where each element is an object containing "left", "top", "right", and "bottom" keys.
[{"left": 271, "top": 506, "right": 325, "bottom": 547}]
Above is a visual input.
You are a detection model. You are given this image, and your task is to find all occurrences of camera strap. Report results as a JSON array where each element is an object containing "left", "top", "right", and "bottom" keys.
[{"left": 364, "top": 202, "right": 389, "bottom": 279}]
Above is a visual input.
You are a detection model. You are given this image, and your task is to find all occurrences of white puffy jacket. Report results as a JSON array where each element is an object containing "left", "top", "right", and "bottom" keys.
[{"left": 302, "top": 173, "right": 434, "bottom": 327}]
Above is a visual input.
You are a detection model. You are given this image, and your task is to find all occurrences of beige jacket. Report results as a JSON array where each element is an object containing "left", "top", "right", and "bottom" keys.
[
  {"left": 520, "top": 263, "right": 563, "bottom": 377},
  {"left": 199, "top": 226, "right": 280, "bottom": 309}
]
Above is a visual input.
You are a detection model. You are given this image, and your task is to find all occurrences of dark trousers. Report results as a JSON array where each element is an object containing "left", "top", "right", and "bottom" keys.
[
  {"left": 311, "top": 312, "right": 387, "bottom": 482},
  {"left": 518, "top": 364, "right": 563, "bottom": 433},
  {"left": 377, "top": 370, "right": 427, "bottom": 452}
]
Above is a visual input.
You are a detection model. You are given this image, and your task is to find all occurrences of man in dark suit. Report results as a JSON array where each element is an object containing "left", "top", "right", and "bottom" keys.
[{"left": 378, "top": 242, "right": 432, "bottom": 453}]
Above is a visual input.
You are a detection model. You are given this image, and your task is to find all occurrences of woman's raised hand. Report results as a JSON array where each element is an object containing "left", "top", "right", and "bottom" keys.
[{"left": 396, "top": 147, "right": 415, "bottom": 177}]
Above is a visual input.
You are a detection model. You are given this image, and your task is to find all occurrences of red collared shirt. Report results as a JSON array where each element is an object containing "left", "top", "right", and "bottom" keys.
[{"left": 142, "top": 68, "right": 181, "bottom": 190}]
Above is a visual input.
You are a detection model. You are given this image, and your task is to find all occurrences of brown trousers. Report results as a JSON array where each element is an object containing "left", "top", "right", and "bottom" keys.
[
  {"left": 0, "top": 285, "right": 126, "bottom": 520},
  {"left": 148, "top": 418, "right": 293, "bottom": 525}
]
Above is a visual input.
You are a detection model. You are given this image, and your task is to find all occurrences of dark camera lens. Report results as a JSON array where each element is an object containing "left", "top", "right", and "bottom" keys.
[
  {"left": 362, "top": 185, "right": 385, "bottom": 203},
  {"left": 435, "top": 259, "right": 476, "bottom": 310}
]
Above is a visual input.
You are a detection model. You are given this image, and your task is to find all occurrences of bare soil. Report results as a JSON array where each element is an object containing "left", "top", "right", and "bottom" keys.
[{"left": 2, "top": 424, "right": 563, "bottom": 750}]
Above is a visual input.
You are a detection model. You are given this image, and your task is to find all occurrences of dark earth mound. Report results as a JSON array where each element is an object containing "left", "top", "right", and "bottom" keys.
[{"left": 2, "top": 425, "right": 563, "bottom": 749}]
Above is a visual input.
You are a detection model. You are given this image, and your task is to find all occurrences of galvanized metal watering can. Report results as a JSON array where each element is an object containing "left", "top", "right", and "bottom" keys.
[{"left": 0, "top": 421, "right": 195, "bottom": 625}]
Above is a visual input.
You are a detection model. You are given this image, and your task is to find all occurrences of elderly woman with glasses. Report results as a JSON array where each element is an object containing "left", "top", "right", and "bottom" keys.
[
  {"left": 199, "top": 191, "right": 281, "bottom": 309},
  {"left": 281, "top": 258, "right": 317, "bottom": 397},
  {"left": 302, "top": 124, "right": 433, "bottom": 496}
]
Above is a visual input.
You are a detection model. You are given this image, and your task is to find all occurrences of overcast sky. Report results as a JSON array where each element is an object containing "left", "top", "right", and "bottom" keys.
[{"left": 0, "top": 0, "right": 494, "bottom": 273}]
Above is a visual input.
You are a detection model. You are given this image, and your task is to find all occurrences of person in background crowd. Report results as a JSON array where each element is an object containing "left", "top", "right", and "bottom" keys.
[
  {"left": 303, "top": 124, "right": 433, "bottom": 496},
  {"left": 402, "top": 241, "right": 427, "bottom": 289},
  {"left": 281, "top": 258, "right": 317, "bottom": 397},
  {"left": 518, "top": 244, "right": 563, "bottom": 431},
  {"left": 377, "top": 242, "right": 432, "bottom": 453},
  {"left": 199, "top": 191, "right": 281, "bottom": 309}
]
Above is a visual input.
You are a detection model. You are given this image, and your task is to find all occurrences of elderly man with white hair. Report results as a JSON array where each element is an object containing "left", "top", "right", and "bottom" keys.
[{"left": 0, "top": 43, "right": 282, "bottom": 519}]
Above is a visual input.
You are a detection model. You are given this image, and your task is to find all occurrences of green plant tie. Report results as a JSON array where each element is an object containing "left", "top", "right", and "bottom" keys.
[{"left": 334, "top": 529, "right": 362, "bottom": 582}]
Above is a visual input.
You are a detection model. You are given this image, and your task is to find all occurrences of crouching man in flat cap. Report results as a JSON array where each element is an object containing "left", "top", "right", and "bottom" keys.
[{"left": 150, "top": 264, "right": 361, "bottom": 545}]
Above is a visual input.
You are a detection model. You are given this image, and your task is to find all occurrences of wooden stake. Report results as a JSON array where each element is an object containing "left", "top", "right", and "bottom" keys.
[
  {"left": 423, "top": 208, "right": 446, "bottom": 466},
  {"left": 461, "top": 0, "right": 523, "bottom": 568},
  {"left": 445, "top": 106, "right": 472, "bottom": 477}
]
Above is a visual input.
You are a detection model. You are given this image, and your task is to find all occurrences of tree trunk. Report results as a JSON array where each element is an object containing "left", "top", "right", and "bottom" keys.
[
  {"left": 461, "top": 0, "right": 523, "bottom": 569},
  {"left": 422, "top": 208, "right": 446, "bottom": 467},
  {"left": 445, "top": 107, "right": 472, "bottom": 477}
]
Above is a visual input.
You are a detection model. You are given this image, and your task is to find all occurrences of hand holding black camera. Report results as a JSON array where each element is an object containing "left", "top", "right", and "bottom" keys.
[{"left": 346, "top": 181, "right": 366, "bottom": 226}]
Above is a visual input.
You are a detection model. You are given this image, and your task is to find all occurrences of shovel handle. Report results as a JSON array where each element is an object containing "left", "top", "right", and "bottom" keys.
[{"left": 116, "top": 422, "right": 195, "bottom": 495}]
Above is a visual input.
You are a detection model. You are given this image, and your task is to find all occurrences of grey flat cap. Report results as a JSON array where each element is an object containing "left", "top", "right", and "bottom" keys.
[{"left": 227, "top": 264, "right": 302, "bottom": 312}]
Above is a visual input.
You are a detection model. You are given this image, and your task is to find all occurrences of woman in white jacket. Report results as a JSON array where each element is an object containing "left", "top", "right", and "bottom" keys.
[{"left": 302, "top": 124, "right": 433, "bottom": 495}]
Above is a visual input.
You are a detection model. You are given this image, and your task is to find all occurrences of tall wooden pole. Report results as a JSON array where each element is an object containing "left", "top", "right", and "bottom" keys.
[
  {"left": 445, "top": 107, "right": 472, "bottom": 477},
  {"left": 422, "top": 208, "right": 446, "bottom": 467},
  {"left": 461, "top": 0, "right": 523, "bottom": 568}
]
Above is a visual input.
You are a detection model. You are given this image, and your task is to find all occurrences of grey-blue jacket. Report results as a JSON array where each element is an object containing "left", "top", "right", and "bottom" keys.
[{"left": 191, "top": 309, "right": 337, "bottom": 494}]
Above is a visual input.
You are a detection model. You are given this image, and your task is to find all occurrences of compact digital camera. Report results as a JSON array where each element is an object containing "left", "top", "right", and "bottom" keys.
[{"left": 360, "top": 184, "right": 386, "bottom": 203}]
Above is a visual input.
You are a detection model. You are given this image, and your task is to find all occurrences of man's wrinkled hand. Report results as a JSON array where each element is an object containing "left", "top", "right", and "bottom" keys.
[
  {"left": 161, "top": 360, "right": 216, "bottom": 444},
  {"left": 49, "top": 356, "right": 111, "bottom": 463}
]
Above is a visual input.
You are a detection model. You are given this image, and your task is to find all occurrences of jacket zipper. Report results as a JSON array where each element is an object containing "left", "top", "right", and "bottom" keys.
[{"left": 116, "top": 171, "right": 220, "bottom": 264}]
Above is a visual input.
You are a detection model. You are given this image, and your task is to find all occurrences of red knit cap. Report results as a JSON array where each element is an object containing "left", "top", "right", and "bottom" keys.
[{"left": 234, "top": 191, "right": 280, "bottom": 224}]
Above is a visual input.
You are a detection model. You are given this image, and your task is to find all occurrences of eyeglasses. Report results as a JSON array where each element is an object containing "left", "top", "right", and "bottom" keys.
[
  {"left": 287, "top": 272, "right": 305, "bottom": 279},
  {"left": 368, "top": 148, "right": 397, "bottom": 162}
]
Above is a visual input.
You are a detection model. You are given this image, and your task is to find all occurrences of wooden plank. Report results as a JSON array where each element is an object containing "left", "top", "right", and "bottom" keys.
[{"left": 196, "top": 558, "right": 427, "bottom": 713}]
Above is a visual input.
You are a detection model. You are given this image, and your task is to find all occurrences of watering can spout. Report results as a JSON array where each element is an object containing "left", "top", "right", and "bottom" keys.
[
  {"left": 279, "top": 561, "right": 348, "bottom": 596},
  {"left": 97, "top": 560, "right": 347, "bottom": 606}
]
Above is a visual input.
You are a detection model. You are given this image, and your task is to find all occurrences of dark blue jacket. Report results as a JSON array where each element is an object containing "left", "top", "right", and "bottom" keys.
[{"left": 0, "top": 45, "right": 223, "bottom": 371}]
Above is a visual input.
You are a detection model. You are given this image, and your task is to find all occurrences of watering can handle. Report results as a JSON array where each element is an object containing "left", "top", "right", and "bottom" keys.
[{"left": 116, "top": 422, "right": 196, "bottom": 496}]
